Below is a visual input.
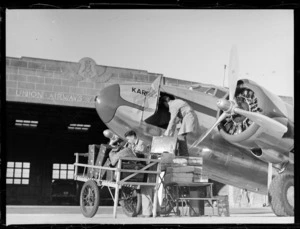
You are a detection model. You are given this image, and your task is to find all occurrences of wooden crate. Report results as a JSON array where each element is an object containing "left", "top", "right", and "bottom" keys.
[
  {"left": 166, "top": 166, "right": 204, "bottom": 174},
  {"left": 164, "top": 173, "right": 193, "bottom": 184}
]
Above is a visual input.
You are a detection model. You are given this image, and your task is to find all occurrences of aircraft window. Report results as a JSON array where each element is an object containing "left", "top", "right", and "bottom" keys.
[
  {"left": 215, "top": 89, "right": 226, "bottom": 98},
  {"left": 189, "top": 85, "right": 209, "bottom": 93},
  {"left": 6, "top": 161, "right": 30, "bottom": 185},
  {"left": 206, "top": 88, "right": 216, "bottom": 95}
]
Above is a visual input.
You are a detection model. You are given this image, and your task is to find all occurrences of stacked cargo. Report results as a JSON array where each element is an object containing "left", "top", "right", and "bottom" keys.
[
  {"left": 87, "top": 144, "right": 112, "bottom": 179},
  {"left": 161, "top": 153, "right": 208, "bottom": 184},
  {"left": 87, "top": 144, "right": 100, "bottom": 178}
]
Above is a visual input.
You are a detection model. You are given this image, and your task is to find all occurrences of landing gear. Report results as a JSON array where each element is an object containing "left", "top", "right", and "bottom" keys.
[{"left": 268, "top": 173, "right": 294, "bottom": 216}]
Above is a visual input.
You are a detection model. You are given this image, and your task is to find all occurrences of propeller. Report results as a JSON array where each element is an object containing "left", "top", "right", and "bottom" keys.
[
  {"left": 189, "top": 45, "right": 288, "bottom": 150},
  {"left": 189, "top": 112, "right": 227, "bottom": 149},
  {"left": 228, "top": 45, "right": 239, "bottom": 101},
  {"left": 233, "top": 107, "right": 287, "bottom": 133}
]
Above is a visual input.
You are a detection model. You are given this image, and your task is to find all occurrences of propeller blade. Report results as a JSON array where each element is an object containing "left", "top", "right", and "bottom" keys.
[
  {"left": 189, "top": 112, "right": 228, "bottom": 150},
  {"left": 234, "top": 108, "right": 288, "bottom": 134},
  {"left": 228, "top": 45, "right": 239, "bottom": 101}
]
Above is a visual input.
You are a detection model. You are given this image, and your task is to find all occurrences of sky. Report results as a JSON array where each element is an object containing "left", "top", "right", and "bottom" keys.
[{"left": 6, "top": 10, "right": 294, "bottom": 96}]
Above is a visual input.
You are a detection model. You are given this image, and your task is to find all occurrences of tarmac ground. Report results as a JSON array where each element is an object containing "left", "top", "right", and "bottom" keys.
[{"left": 6, "top": 205, "right": 294, "bottom": 225}]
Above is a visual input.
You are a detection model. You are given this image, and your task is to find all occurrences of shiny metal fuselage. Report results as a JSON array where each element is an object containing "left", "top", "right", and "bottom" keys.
[{"left": 95, "top": 83, "right": 293, "bottom": 195}]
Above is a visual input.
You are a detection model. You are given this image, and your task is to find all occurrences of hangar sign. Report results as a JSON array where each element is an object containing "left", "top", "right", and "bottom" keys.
[{"left": 15, "top": 89, "right": 95, "bottom": 104}]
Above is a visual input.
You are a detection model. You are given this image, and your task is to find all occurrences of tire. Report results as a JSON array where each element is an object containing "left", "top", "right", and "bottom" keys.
[
  {"left": 160, "top": 197, "right": 175, "bottom": 215},
  {"left": 80, "top": 180, "right": 100, "bottom": 218},
  {"left": 268, "top": 173, "right": 294, "bottom": 216},
  {"left": 120, "top": 186, "right": 141, "bottom": 217}
]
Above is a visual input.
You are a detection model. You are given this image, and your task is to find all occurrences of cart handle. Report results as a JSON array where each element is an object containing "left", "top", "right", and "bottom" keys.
[
  {"left": 74, "top": 153, "right": 89, "bottom": 157},
  {"left": 119, "top": 156, "right": 160, "bottom": 163}
]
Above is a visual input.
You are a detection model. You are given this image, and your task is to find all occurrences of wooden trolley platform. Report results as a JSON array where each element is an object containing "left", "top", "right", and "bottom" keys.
[
  {"left": 73, "top": 137, "right": 230, "bottom": 218},
  {"left": 74, "top": 153, "right": 162, "bottom": 218}
]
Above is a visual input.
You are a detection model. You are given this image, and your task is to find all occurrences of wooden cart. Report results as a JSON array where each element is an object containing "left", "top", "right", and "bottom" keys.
[
  {"left": 74, "top": 136, "right": 229, "bottom": 218},
  {"left": 74, "top": 153, "right": 161, "bottom": 218}
]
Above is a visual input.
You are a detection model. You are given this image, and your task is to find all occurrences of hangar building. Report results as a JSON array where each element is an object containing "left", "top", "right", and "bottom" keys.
[
  {"left": 5, "top": 56, "right": 194, "bottom": 205},
  {"left": 5, "top": 56, "right": 292, "bottom": 207}
]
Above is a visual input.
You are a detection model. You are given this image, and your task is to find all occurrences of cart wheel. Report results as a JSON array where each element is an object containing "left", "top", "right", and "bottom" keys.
[
  {"left": 160, "top": 197, "right": 175, "bottom": 215},
  {"left": 80, "top": 180, "right": 100, "bottom": 218},
  {"left": 160, "top": 184, "right": 176, "bottom": 216},
  {"left": 120, "top": 186, "right": 141, "bottom": 217}
]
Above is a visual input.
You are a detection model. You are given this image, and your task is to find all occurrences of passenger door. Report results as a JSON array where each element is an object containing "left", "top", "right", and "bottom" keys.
[{"left": 141, "top": 75, "right": 162, "bottom": 121}]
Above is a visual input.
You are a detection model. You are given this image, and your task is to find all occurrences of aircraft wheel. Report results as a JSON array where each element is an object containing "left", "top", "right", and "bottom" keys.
[
  {"left": 120, "top": 186, "right": 141, "bottom": 217},
  {"left": 80, "top": 180, "right": 100, "bottom": 218},
  {"left": 268, "top": 173, "right": 294, "bottom": 216}
]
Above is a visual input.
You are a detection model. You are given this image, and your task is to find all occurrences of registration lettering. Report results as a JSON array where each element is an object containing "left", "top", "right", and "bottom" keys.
[{"left": 132, "top": 87, "right": 149, "bottom": 96}]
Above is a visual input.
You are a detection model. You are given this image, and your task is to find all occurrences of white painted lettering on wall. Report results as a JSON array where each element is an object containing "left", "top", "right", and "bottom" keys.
[
  {"left": 16, "top": 89, "right": 94, "bottom": 103},
  {"left": 16, "top": 89, "right": 44, "bottom": 99}
]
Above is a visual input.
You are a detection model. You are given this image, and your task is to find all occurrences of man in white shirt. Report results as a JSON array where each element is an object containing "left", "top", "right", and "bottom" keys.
[
  {"left": 123, "top": 130, "right": 160, "bottom": 217},
  {"left": 108, "top": 130, "right": 137, "bottom": 166},
  {"left": 124, "top": 130, "right": 147, "bottom": 156}
]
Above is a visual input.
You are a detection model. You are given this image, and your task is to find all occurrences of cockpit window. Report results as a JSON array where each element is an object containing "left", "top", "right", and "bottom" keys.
[
  {"left": 189, "top": 85, "right": 209, "bottom": 93},
  {"left": 215, "top": 89, "right": 226, "bottom": 98},
  {"left": 206, "top": 88, "right": 216, "bottom": 95}
]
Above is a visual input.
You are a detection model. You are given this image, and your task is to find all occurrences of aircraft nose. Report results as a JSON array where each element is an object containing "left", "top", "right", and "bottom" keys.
[{"left": 95, "top": 84, "right": 121, "bottom": 123}]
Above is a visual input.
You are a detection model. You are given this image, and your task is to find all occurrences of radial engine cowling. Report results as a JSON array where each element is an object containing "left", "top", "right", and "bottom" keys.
[{"left": 217, "top": 79, "right": 293, "bottom": 157}]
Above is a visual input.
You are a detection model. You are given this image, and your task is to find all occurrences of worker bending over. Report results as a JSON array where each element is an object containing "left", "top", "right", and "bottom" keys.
[{"left": 161, "top": 96, "right": 200, "bottom": 156}]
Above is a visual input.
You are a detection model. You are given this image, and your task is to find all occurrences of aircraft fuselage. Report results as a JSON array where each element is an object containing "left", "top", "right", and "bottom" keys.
[{"left": 95, "top": 83, "right": 293, "bottom": 195}]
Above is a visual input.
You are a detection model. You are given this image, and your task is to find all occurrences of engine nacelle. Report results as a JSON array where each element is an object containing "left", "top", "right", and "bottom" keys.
[{"left": 217, "top": 79, "right": 293, "bottom": 155}]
